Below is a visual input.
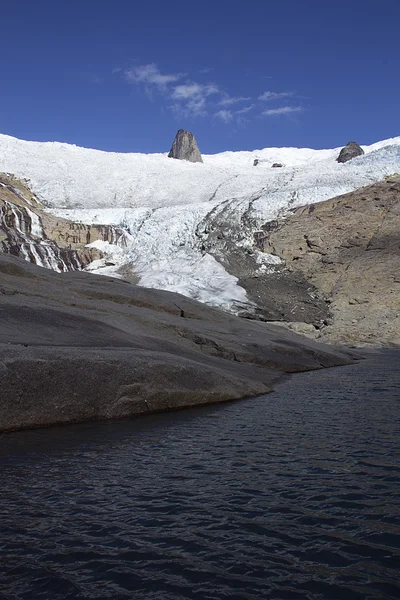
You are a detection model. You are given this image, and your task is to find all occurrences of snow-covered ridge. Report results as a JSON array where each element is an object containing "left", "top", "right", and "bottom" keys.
[
  {"left": 1, "top": 132, "right": 399, "bottom": 311},
  {"left": 0, "top": 132, "right": 399, "bottom": 211}
]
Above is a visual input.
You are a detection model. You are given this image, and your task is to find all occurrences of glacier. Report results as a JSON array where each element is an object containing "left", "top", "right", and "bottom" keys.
[{"left": 0, "top": 133, "right": 399, "bottom": 312}]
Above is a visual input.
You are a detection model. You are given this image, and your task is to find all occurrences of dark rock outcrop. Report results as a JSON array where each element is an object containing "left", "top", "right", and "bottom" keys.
[
  {"left": 168, "top": 130, "right": 203, "bottom": 163},
  {"left": 195, "top": 197, "right": 329, "bottom": 326},
  {"left": 337, "top": 141, "right": 364, "bottom": 163},
  {"left": 272, "top": 163, "right": 283, "bottom": 168},
  {"left": 0, "top": 254, "right": 358, "bottom": 432}
]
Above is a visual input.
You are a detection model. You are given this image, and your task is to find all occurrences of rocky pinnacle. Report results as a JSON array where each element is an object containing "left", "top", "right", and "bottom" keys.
[{"left": 168, "top": 129, "right": 203, "bottom": 163}]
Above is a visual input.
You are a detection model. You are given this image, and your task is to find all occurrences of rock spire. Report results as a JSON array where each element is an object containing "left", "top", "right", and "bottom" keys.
[{"left": 168, "top": 129, "right": 203, "bottom": 163}]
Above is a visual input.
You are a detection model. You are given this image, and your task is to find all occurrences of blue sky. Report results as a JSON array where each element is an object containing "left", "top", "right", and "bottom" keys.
[{"left": 1, "top": 0, "right": 399, "bottom": 153}]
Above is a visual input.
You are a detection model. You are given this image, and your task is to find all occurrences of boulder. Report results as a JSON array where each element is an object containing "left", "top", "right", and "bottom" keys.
[
  {"left": 168, "top": 130, "right": 203, "bottom": 163},
  {"left": 337, "top": 141, "right": 364, "bottom": 163}
]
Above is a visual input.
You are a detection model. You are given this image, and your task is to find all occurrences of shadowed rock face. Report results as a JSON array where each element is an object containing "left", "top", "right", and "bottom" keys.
[
  {"left": 195, "top": 194, "right": 330, "bottom": 327},
  {"left": 168, "top": 129, "right": 203, "bottom": 163},
  {"left": 337, "top": 141, "right": 364, "bottom": 163},
  {"left": 0, "top": 255, "right": 358, "bottom": 432}
]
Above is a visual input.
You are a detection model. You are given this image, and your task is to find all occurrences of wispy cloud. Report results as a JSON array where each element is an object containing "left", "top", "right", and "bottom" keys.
[
  {"left": 171, "top": 82, "right": 220, "bottom": 116},
  {"left": 172, "top": 83, "right": 219, "bottom": 100},
  {"left": 123, "top": 64, "right": 222, "bottom": 116},
  {"left": 262, "top": 106, "right": 303, "bottom": 116},
  {"left": 214, "top": 109, "right": 234, "bottom": 123},
  {"left": 259, "top": 91, "right": 294, "bottom": 101},
  {"left": 219, "top": 95, "right": 251, "bottom": 106},
  {"left": 215, "top": 104, "right": 255, "bottom": 125},
  {"left": 120, "top": 62, "right": 307, "bottom": 124},
  {"left": 124, "top": 63, "right": 184, "bottom": 90},
  {"left": 236, "top": 104, "right": 255, "bottom": 115},
  {"left": 171, "top": 97, "right": 207, "bottom": 117}
]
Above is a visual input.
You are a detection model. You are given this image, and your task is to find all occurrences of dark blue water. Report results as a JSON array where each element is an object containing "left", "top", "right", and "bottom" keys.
[{"left": 0, "top": 351, "right": 399, "bottom": 600}]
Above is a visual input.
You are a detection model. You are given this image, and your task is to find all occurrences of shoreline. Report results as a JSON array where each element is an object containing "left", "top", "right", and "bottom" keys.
[
  {"left": 0, "top": 255, "right": 365, "bottom": 434},
  {"left": 0, "top": 341, "right": 364, "bottom": 435}
]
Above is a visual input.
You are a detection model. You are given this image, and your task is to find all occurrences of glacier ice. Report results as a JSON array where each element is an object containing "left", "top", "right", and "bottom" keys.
[{"left": 1, "top": 133, "right": 399, "bottom": 312}]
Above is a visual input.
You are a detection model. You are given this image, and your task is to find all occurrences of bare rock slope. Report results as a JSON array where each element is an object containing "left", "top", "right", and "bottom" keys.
[
  {"left": 0, "top": 255, "right": 357, "bottom": 432},
  {"left": 260, "top": 178, "right": 400, "bottom": 346}
]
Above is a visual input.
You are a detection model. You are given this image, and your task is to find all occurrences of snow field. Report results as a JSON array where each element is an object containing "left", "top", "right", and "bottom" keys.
[{"left": 1, "top": 133, "right": 399, "bottom": 311}]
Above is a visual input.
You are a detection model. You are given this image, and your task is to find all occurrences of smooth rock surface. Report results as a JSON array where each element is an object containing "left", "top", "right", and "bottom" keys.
[{"left": 0, "top": 255, "right": 358, "bottom": 432}]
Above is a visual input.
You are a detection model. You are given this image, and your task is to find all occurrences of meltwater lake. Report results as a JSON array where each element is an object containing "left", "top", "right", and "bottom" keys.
[{"left": 0, "top": 351, "right": 399, "bottom": 600}]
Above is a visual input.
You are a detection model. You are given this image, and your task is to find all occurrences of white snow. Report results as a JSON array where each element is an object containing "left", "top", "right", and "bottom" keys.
[{"left": 1, "top": 132, "right": 399, "bottom": 312}]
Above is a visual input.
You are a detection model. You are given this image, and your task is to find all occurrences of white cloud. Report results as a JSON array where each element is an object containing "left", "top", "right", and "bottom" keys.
[
  {"left": 262, "top": 106, "right": 303, "bottom": 116},
  {"left": 121, "top": 62, "right": 304, "bottom": 123},
  {"left": 124, "top": 64, "right": 216, "bottom": 116},
  {"left": 125, "top": 63, "right": 183, "bottom": 90},
  {"left": 188, "top": 98, "right": 207, "bottom": 116},
  {"left": 236, "top": 104, "right": 254, "bottom": 114},
  {"left": 259, "top": 91, "right": 294, "bottom": 101},
  {"left": 172, "top": 83, "right": 218, "bottom": 100},
  {"left": 171, "top": 82, "right": 220, "bottom": 117},
  {"left": 219, "top": 95, "right": 251, "bottom": 106},
  {"left": 214, "top": 109, "right": 234, "bottom": 123},
  {"left": 172, "top": 97, "right": 207, "bottom": 117}
]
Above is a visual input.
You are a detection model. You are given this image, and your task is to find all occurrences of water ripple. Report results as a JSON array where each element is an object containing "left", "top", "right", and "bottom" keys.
[{"left": 0, "top": 351, "right": 399, "bottom": 599}]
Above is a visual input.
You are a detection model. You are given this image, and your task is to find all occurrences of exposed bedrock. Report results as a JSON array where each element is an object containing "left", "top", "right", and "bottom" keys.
[
  {"left": 337, "top": 141, "right": 364, "bottom": 163},
  {"left": 0, "top": 173, "right": 127, "bottom": 272},
  {"left": 168, "top": 129, "right": 203, "bottom": 163},
  {"left": 196, "top": 196, "right": 330, "bottom": 326},
  {"left": 197, "top": 177, "right": 400, "bottom": 346},
  {"left": 259, "top": 179, "right": 400, "bottom": 346},
  {"left": 0, "top": 255, "right": 358, "bottom": 432}
]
